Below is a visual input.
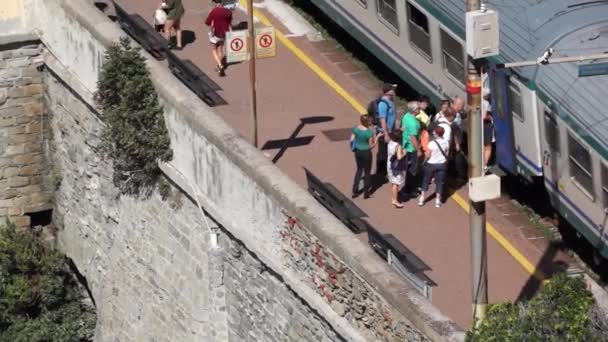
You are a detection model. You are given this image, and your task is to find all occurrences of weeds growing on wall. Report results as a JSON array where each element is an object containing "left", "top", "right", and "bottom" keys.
[
  {"left": 0, "top": 223, "right": 96, "bottom": 341},
  {"left": 466, "top": 272, "right": 608, "bottom": 341},
  {"left": 95, "top": 37, "right": 173, "bottom": 196}
]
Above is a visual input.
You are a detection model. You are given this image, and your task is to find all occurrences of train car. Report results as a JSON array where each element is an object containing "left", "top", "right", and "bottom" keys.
[{"left": 308, "top": 0, "right": 608, "bottom": 261}]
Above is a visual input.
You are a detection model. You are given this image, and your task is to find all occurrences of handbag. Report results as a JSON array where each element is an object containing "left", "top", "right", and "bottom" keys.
[
  {"left": 153, "top": 8, "right": 167, "bottom": 26},
  {"left": 390, "top": 154, "right": 407, "bottom": 171},
  {"left": 350, "top": 140, "right": 356, "bottom": 152}
]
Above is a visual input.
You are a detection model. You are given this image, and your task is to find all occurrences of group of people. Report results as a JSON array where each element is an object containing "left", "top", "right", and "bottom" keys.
[
  {"left": 154, "top": 0, "right": 234, "bottom": 76},
  {"left": 350, "top": 83, "right": 494, "bottom": 209}
]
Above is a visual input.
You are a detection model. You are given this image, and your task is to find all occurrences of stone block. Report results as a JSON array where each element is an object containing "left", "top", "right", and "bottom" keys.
[
  {"left": 6, "top": 125, "right": 25, "bottom": 135},
  {"left": 8, "top": 87, "right": 25, "bottom": 99},
  {"left": 7, "top": 57, "right": 32, "bottom": 68},
  {"left": 0, "top": 88, "right": 6, "bottom": 105},
  {"left": 4, "top": 144, "right": 25, "bottom": 156},
  {"left": 19, "top": 184, "right": 43, "bottom": 194},
  {"left": 0, "top": 208, "right": 6, "bottom": 216},
  {"left": 23, "top": 142, "right": 42, "bottom": 154},
  {"left": 0, "top": 106, "right": 25, "bottom": 118},
  {"left": 20, "top": 67, "right": 42, "bottom": 78},
  {"left": 23, "top": 102, "right": 43, "bottom": 116},
  {"left": 25, "top": 122, "right": 42, "bottom": 134},
  {"left": 10, "top": 134, "right": 38, "bottom": 144},
  {"left": 8, "top": 207, "right": 23, "bottom": 216},
  {"left": 8, "top": 176, "right": 29, "bottom": 188},
  {"left": 18, "top": 165, "right": 39, "bottom": 176},
  {"left": 24, "top": 84, "right": 43, "bottom": 96},
  {"left": 0, "top": 189, "right": 18, "bottom": 200},
  {"left": 8, "top": 215, "right": 30, "bottom": 227},
  {"left": 3, "top": 167, "right": 20, "bottom": 178},
  {"left": 0, "top": 69, "right": 19, "bottom": 80},
  {"left": 12, "top": 153, "right": 34, "bottom": 165},
  {"left": 0, "top": 117, "right": 16, "bottom": 127}
]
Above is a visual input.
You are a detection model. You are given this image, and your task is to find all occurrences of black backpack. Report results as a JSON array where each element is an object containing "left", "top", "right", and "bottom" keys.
[{"left": 367, "top": 97, "right": 389, "bottom": 126}]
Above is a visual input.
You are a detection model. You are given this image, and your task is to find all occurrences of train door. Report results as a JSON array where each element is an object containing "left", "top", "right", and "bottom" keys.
[
  {"left": 509, "top": 78, "right": 543, "bottom": 178},
  {"left": 488, "top": 66, "right": 516, "bottom": 173}
]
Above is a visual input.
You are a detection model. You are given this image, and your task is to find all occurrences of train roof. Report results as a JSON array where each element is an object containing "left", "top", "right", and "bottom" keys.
[{"left": 423, "top": 0, "right": 608, "bottom": 155}]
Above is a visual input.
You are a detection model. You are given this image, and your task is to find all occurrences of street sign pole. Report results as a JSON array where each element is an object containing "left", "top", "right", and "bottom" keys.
[{"left": 247, "top": 0, "right": 258, "bottom": 148}]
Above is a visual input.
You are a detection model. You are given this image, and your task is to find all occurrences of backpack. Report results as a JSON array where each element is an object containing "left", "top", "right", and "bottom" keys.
[{"left": 367, "top": 97, "right": 389, "bottom": 126}]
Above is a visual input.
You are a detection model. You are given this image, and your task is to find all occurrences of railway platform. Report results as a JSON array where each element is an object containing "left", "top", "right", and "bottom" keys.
[{"left": 100, "top": 0, "right": 573, "bottom": 328}]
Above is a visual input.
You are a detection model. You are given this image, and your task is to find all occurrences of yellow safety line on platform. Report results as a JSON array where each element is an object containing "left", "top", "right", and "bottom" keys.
[
  {"left": 242, "top": 1, "right": 545, "bottom": 282},
  {"left": 238, "top": 0, "right": 367, "bottom": 114}
]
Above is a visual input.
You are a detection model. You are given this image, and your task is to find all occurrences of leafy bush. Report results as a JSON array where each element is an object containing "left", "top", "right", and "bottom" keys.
[
  {"left": 95, "top": 37, "right": 173, "bottom": 195},
  {"left": 467, "top": 273, "right": 607, "bottom": 342},
  {"left": 0, "top": 223, "right": 96, "bottom": 341}
]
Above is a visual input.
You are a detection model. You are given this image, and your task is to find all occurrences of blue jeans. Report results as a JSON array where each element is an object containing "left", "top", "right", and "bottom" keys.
[{"left": 421, "top": 162, "right": 447, "bottom": 195}]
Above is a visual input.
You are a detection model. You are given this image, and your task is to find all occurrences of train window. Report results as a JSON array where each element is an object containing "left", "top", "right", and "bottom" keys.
[
  {"left": 544, "top": 110, "right": 560, "bottom": 152},
  {"left": 568, "top": 132, "right": 594, "bottom": 199},
  {"left": 509, "top": 83, "right": 524, "bottom": 121},
  {"left": 440, "top": 29, "right": 464, "bottom": 82},
  {"left": 490, "top": 71, "right": 505, "bottom": 119},
  {"left": 407, "top": 2, "right": 432, "bottom": 61},
  {"left": 356, "top": 0, "right": 367, "bottom": 7},
  {"left": 602, "top": 163, "right": 608, "bottom": 209},
  {"left": 376, "top": 0, "right": 399, "bottom": 32}
]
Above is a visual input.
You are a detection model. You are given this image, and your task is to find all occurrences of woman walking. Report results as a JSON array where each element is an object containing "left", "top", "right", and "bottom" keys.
[
  {"left": 205, "top": 0, "right": 233, "bottom": 76},
  {"left": 418, "top": 126, "right": 449, "bottom": 208},
  {"left": 161, "top": 0, "right": 185, "bottom": 50},
  {"left": 350, "top": 115, "right": 376, "bottom": 199},
  {"left": 387, "top": 130, "right": 406, "bottom": 208}
]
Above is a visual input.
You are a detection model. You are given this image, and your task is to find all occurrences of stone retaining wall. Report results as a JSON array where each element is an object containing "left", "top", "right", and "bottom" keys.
[{"left": 0, "top": 38, "right": 51, "bottom": 226}]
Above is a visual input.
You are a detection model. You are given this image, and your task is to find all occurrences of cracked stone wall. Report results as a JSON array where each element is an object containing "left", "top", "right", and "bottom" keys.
[{"left": 0, "top": 40, "right": 52, "bottom": 226}]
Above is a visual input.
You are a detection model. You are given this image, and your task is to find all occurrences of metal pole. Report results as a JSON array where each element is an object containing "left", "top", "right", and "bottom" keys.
[
  {"left": 247, "top": 0, "right": 258, "bottom": 148},
  {"left": 466, "top": 0, "right": 488, "bottom": 326},
  {"left": 501, "top": 53, "right": 608, "bottom": 69}
]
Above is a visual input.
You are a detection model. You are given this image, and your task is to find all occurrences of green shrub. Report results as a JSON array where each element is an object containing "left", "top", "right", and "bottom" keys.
[
  {"left": 95, "top": 37, "right": 173, "bottom": 195},
  {"left": 467, "top": 273, "right": 604, "bottom": 342},
  {"left": 0, "top": 223, "right": 96, "bottom": 341}
]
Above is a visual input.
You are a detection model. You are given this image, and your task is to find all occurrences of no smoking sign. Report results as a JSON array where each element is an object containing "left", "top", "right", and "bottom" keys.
[{"left": 230, "top": 37, "right": 244, "bottom": 52}]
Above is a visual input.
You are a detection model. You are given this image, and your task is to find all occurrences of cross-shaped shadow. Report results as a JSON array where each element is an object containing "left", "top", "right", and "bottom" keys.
[{"left": 261, "top": 116, "right": 334, "bottom": 163}]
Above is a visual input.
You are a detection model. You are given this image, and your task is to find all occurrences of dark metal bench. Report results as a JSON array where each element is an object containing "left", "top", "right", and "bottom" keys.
[
  {"left": 367, "top": 225, "right": 435, "bottom": 299},
  {"left": 166, "top": 52, "right": 227, "bottom": 107},
  {"left": 303, "top": 167, "right": 367, "bottom": 233},
  {"left": 112, "top": 1, "right": 167, "bottom": 60}
]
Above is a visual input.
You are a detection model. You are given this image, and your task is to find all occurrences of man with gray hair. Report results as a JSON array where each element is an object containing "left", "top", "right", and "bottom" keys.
[{"left": 400, "top": 101, "right": 422, "bottom": 196}]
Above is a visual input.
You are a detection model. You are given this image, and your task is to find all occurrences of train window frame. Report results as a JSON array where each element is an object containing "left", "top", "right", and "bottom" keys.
[
  {"left": 406, "top": 1, "right": 432, "bottom": 62},
  {"left": 375, "top": 0, "right": 400, "bottom": 34},
  {"left": 509, "top": 82, "right": 524, "bottom": 122},
  {"left": 543, "top": 110, "right": 560, "bottom": 154},
  {"left": 567, "top": 132, "right": 595, "bottom": 200},
  {"left": 602, "top": 162, "right": 608, "bottom": 209},
  {"left": 355, "top": 0, "right": 367, "bottom": 8},
  {"left": 440, "top": 28, "right": 465, "bottom": 84}
]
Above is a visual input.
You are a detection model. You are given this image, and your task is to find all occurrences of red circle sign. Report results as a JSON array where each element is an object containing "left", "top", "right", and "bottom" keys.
[
  {"left": 259, "top": 34, "right": 273, "bottom": 48},
  {"left": 230, "top": 38, "right": 244, "bottom": 52}
]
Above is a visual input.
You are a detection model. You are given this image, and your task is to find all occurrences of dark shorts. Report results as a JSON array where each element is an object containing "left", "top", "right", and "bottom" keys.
[{"left": 483, "top": 122, "right": 494, "bottom": 146}]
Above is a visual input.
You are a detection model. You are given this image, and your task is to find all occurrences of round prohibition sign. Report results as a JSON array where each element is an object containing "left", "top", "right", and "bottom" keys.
[
  {"left": 230, "top": 38, "right": 244, "bottom": 52},
  {"left": 258, "top": 34, "right": 273, "bottom": 48}
]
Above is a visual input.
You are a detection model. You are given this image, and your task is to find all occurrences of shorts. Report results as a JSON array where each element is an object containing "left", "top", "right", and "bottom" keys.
[{"left": 208, "top": 32, "right": 224, "bottom": 44}]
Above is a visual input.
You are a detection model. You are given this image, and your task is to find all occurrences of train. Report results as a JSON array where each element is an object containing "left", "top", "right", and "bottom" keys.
[{"left": 306, "top": 0, "right": 608, "bottom": 262}]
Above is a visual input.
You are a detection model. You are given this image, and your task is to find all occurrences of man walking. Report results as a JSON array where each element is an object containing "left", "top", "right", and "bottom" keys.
[{"left": 375, "top": 83, "right": 397, "bottom": 181}]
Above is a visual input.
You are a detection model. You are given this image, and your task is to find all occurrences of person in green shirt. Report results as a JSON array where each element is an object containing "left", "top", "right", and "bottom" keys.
[
  {"left": 350, "top": 115, "right": 377, "bottom": 199},
  {"left": 401, "top": 101, "right": 423, "bottom": 195},
  {"left": 161, "top": 0, "right": 185, "bottom": 50}
]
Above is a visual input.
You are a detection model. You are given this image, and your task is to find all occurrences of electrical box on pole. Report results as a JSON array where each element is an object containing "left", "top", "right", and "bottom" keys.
[{"left": 466, "top": 9, "right": 499, "bottom": 59}]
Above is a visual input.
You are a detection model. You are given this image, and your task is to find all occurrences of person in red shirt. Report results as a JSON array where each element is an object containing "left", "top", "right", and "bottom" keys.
[{"left": 205, "top": 0, "right": 233, "bottom": 76}]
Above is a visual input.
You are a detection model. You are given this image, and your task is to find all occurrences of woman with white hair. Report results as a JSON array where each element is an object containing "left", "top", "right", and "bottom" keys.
[{"left": 400, "top": 101, "right": 422, "bottom": 196}]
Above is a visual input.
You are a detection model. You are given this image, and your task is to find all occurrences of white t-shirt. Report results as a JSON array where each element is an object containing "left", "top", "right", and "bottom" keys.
[{"left": 427, "top": 137, "right": 449, "bottom": 164}]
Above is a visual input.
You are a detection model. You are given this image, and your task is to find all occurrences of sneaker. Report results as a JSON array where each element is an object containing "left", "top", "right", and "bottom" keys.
[
  {"left": 435, "top": 197, "right": 441, "bottom": 208},
  {"left": 417, "top": 195, "right": 424, "bottom": 206}
]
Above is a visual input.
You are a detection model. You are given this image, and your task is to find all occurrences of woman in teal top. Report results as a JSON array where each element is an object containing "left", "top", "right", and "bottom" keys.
[{"left": 350, "top": 115, "right": 376, "bottom": 199}]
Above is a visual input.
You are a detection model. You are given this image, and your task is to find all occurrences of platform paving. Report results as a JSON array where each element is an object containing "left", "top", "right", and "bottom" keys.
[{"left": 107, "top": 0, "right": 572, "bottom": 328}]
